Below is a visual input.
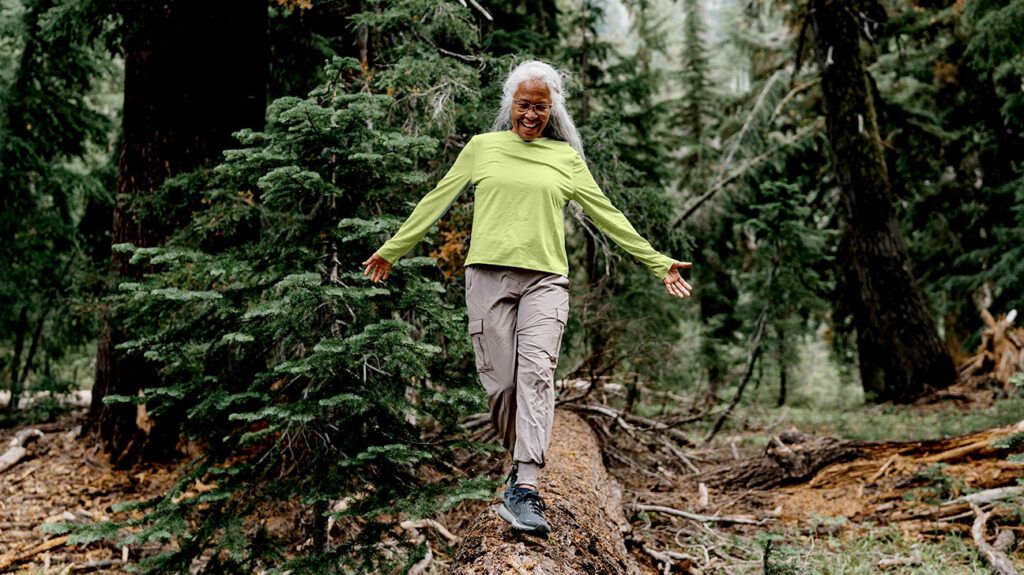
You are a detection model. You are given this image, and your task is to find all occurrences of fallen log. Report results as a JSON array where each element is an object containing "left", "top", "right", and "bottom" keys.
[
  {"left": 700, "top": 436, "right": 859, "bottom": 490},
  {"left": 448, "top": 410, "right": 639, "bottom": 575}
]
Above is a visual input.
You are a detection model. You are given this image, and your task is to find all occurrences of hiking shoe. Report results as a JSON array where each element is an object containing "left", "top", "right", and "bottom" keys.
[{"left": 498, "top": 487, "right": 551, "bottom": 534}]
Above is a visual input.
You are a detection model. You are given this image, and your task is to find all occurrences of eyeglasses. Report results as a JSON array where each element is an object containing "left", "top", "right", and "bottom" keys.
[{"left": 514, "top": 100, "right": 552, "bottom": 115}]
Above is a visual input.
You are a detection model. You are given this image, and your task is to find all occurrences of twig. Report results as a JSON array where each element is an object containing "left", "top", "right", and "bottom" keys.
[
  {"left": 869, "top": 454, "right": 897, "bottom": 482},
  {"left": 705, "top": 269, "right": 776, "bottom": 443},
  {"left": 970, "top": 503, "right": 1018, "bottom": 575},
  {"left": 0, "top": 535, "right": 69, "bottom": 570},
  {"left": 640, "top": 545, "right": 674, "bottom": 575},
  {"left": 942, "top": 486, "right": 1024, "bottom": 508},
  {"left": 563, "top": 403, "right": 693, "bottom": 445},
  {"left": 661, "top": 438, "right": 701, "bottom": 474},
  {"left": 633, "top": 503, "right": 764, "bottom": 525},
  {"left": 400, "top": 519, "right": 461, "bottom": 544}
]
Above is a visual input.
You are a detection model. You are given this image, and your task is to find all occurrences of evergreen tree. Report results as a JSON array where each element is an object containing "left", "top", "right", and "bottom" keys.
[
  {"left": 0, "top": 0, "right": 116, "bottom": 420},
  {"left": 65, "top": 56, "right": 492, "bottom": 574}
]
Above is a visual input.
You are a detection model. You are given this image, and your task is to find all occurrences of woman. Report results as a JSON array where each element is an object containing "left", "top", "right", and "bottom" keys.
[{"left": 362, "top": 60, "right": 691, "bottom": 534}]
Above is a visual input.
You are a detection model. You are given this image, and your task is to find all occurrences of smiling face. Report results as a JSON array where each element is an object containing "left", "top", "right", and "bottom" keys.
[{"left": 510, "top": 79, "right": 552, "bottom": 141}]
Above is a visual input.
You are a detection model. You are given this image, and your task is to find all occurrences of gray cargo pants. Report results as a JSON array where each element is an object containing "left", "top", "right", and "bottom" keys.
[{"left": 465, "top": 264, "right": 569, "bottom": 481}]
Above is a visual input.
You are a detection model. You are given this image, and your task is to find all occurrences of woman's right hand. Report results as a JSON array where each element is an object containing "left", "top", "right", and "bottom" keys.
[{"left": 362, "top": 252, "right": 392, "bottom": 283}]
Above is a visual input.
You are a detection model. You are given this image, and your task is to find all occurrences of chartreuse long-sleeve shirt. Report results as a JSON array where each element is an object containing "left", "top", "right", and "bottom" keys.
[{"left": 377, "top": 130, "right": 676, "bottom": 279}]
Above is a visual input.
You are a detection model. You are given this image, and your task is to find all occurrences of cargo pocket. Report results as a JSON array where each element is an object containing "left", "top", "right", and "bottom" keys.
[
  {"left": 468, "top": 319, "right": 493, "bottom": 373},
  {"left": 548, "top": 308, "right": 569, "bottom": 367}
]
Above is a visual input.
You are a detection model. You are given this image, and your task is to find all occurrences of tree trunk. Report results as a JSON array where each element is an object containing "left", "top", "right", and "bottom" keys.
[
  {"left": 89, "top": 0, "right": 267, "bottom": 465},
  {"left": 810, "top": 0, "right": 955, "bottom": 402},
  {"left": 448, "top": 410, "right": 638, "bottom": 575}
]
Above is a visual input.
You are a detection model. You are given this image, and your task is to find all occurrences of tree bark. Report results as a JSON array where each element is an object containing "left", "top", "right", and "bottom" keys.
[
  {"left": 90, "top": 0, "right": 267, "bottom": 465},
  {"left": 810, "top": 0, "right": 955, "bottom": 402},
  {"left": 448, "top": 410, "right": 638, "bottom": 575}
]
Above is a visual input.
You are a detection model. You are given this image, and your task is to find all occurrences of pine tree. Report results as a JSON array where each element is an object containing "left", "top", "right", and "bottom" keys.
[
  {"left": 63, "top": 56, "right": 492, "bottom": 574},
  {"left": 0, "top": 0, "right": 115, "bottom": 419}
]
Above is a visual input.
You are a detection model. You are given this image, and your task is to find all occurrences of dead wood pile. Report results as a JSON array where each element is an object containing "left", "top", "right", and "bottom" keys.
[
  {"left": 697, "top": 420, "right": 1024, "bottom": 536},
  {"left": 447, "top": 410, "right": 639, "bottom": 575},
  {"left": 957, "top": 309, "right": 1024, "bottom": 391}
]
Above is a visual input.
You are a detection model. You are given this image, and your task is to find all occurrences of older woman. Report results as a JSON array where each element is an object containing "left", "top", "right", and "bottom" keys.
[{"left": 362, "top": 60, "right": 691, "bottom": 534}]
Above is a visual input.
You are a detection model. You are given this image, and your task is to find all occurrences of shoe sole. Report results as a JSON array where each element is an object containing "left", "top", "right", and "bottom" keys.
[{"left": 498, "top": 504, "right": 550, "bottom": 534}]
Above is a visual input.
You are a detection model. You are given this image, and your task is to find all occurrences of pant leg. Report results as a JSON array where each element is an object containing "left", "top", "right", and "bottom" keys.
[
  {"left": 511, "top": 270, "right": 569, "bottom": 467},
  {"left": 465, "top": 265, "right": 521, "bottom": 451}
]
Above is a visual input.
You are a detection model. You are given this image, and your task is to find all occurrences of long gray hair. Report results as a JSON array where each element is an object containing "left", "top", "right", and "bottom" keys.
[{"left": 490, "top": 60, "right": 587, "bottom": 162}]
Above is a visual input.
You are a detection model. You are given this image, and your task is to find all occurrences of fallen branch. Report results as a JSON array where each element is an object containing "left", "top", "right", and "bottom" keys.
[
  {"left": 970, "top": 503, "right": 1018, "bottom": 575},
  {"left": 0, "top": 535, "right": 69, "bottom": 571},
  {"left": 399, "top": 519, "right": 461, "bottom": 544},
  {"left": 632, "top": 503, "right": 764, "bottom": 525},
  {"left": 705, "top": 302, "right": 772, "bottom": 443},
  {"left": 0, "top": 429, "right": 43, "bottom": 473},
  {"left": 563, "top": 403, "right": 694, "bottom": 445},
  {"left": 942, "top": 485, "right": 1024, "bottom": 508}
]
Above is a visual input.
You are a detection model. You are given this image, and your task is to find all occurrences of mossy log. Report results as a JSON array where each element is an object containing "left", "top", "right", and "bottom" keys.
[{"left": 448, "top": 410, "right": 639, "bottom": 575}]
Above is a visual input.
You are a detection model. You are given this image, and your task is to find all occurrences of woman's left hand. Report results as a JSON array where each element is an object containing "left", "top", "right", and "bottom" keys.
[{"left": 662, "top": 261, "right": 693, "bottom": 299}]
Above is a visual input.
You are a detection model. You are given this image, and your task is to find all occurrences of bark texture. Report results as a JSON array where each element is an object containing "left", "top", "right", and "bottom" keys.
[
  {"left": 90, "top": 0, "right": 267, "bottom": 465},
  {"left": 448, "top": 410, "right": 638, "bottom": 575},
  {"left": 810, "top": 0, "right": 955, "bottom": 402}
]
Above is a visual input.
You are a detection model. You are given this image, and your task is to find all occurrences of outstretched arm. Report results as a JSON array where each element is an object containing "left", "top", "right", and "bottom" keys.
[
  {"left": 572, "top": 153, "right": 693, "bottom": 299},
  {"left": 363, "top": 137, "right": 478, "bottom": 283}
]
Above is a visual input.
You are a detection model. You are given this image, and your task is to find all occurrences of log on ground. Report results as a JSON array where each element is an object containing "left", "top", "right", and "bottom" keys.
[{"left": 448, "top": 410, "right": 638, "bottom": 575}]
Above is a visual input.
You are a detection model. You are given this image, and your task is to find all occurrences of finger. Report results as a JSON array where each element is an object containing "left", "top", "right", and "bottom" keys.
[
  {"left": 673, "top": 261, "right": 692, "bottom": 269},
  {"left": 667, "top": 282, "right": 685, "bottom": 298},
  {"left": 382, "top": 269, "right": 390, "bottom": 282},
  {"left": 680, "top": 279, "right": 693, "bottom": 291}
]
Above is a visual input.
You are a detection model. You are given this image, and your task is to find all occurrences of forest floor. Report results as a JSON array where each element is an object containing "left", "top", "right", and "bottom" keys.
[{"left": 2, "top": 390, "right": 1024, "bottom": 574}]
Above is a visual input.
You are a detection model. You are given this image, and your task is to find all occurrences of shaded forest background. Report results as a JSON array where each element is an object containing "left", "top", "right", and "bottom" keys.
[{"left": 2, "top": 0, "right": 1024, "bottom": 572}]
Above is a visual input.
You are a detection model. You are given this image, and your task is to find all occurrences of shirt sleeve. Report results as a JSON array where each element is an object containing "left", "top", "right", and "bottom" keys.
[
  {"left": 571, "top": 151, "right": 675, "bottom": 280},
  {"left": 377, "top": 136, "right": 477, "bottom": 264}
]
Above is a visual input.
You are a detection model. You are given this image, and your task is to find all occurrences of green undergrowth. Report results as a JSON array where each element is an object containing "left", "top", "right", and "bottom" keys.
[
  {"left": 744, "top": 397, "right": 1024, "bottom": 442},
  {"left": 745, "top": 525, "right": 1000, "bottom": 574},
  {"left": 656, "top": 525, "right": 1007, "bottom": 574}
]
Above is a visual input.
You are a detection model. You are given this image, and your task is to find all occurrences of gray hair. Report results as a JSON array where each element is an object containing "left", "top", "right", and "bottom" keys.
[{"left": 490, "top": 60, "right": 586, "bottom": 162}]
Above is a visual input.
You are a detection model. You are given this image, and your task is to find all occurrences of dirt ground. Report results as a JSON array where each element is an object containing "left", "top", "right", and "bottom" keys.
[
  {"left": 3, "top": 404, "right": 1024, "bottom": 574},
  {"left": 0, "top": 413, "right": 178, "bottom": 574}
]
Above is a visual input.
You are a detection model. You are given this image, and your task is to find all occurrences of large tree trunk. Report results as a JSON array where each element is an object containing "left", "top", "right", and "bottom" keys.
[
  {"left": 449, "top": 410, "right": 638, "bottom": 575},
  {"left": 810, "top": 0, "right": 955, "bottom": 402},
  {"left": 90, "top": 0, "right": 267, "bottom": 465}
]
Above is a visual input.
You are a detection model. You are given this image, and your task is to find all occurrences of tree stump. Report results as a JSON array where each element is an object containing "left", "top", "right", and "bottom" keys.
[{"left": 448, "top": 410, "right": 638, "bottom": 575}]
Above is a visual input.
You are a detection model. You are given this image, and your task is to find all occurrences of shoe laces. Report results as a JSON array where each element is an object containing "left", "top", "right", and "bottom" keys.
[
  {"left": 505, "top": 463, "right": 519, "bottom": 486},
  {"left": 512, "top": 488, "right": 547, "bottom": 513}
]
